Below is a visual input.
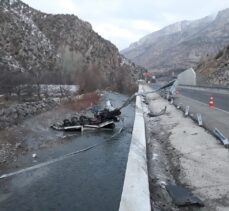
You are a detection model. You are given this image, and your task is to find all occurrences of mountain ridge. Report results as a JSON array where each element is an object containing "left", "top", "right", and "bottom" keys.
[
  {"left": 122, "top": 8, "right": 229, "bottom": 76},
  {"left": 0, "top": 0, "right": 144, "bottom": 93}
]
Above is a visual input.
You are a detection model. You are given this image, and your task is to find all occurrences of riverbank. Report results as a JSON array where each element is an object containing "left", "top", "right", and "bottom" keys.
[{"left": 0, "top": 92, "right": 100, "bottom": 167}]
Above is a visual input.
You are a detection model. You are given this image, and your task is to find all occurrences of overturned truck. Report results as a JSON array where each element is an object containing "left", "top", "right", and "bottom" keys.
[{"left": 51, "top": 109, "right": 121, "bottom": 131}]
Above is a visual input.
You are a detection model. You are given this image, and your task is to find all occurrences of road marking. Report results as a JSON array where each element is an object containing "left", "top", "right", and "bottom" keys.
[
  {"left": 179, "top": 86, "right": 229, "bottom": 95},
  {"left": 180, "top": 94, "right": 229, "bottom": 115}
]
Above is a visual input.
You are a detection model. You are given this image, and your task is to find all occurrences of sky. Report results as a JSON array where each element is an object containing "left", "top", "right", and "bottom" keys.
[{"left": 22, "top": 0, "right": 229, "bottom": 50}]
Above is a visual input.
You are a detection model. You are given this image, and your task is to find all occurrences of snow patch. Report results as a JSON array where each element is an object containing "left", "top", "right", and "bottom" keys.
[
  {"left": 9, "top": 0, "right": 17, "bottom": 5},
  {"left": 10, "top": 8, "right": 54, "bottom": 53},
  {"left": 120, "top": 57, "right": 131, "bottom": 66}
]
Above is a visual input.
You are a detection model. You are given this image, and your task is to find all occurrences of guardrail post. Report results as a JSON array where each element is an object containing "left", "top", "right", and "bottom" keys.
[
  {"left": 185, "top": 106, "right": 189, "bottom": 117},
  {"left": 196, "top": 113, "right": 203, "bottom": 126},
  {"left": 170, "top": 98, "right": 174, "bottom": 104},
  {"left": 177, "top": 104, "right": 181, "bottom": 109},
  {"left": 213, "top": 128, "right": 229, "bottom": 148}
]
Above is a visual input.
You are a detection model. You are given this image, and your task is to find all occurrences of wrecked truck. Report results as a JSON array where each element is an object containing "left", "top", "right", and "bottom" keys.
[
  {"left": 51, "top": 80, "right": 178, "bottom": 132},
  {"left": 51, "top": 107, "right": 121, "bottom": 132}
]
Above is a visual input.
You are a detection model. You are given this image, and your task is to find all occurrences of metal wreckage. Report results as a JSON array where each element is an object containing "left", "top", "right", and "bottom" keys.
[{"left": 51, "top": 80, "right": 178, "bottom": 132}]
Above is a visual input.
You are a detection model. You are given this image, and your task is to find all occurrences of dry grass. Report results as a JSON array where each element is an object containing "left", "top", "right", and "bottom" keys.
[{"left": 64, "top": 92, "right": 100, "bottom": 111}]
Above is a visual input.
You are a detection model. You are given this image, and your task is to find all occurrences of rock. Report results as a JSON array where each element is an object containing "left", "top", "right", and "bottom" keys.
[
  {"left": 15, "top": 143, "right": 22, "bottom": 148},
  {"left": 0, "top": 99, "right": 58, "bottom": 129},
  {"left": 0, "top": 0, "right": 143, "bottom": 94}
]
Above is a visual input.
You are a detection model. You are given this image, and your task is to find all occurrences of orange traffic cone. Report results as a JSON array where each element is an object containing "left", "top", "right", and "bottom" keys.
[
  {"left": 208, "top": 97, "right": 214, "bottom": 108},
  {"left": 176, "top": 89, "right": 179, "bottom": 97}
]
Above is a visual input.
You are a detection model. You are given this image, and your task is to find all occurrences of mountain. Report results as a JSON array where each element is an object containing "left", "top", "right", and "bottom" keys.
[
  {"left": 196, "top": 45, "right": 229, "bottom": 86},
  {"left": 0, "top": 0, "right": 144, "bottom": 93},
  {"left": 122, "top": 8, "right": 229, "bottom": 75}
]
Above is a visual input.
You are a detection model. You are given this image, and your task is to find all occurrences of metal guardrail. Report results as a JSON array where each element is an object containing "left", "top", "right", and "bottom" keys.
[
  {"left": 170, "top": 97, "right": 229, "bottom": 149},
  {"left": 158, "top": 89, "right": 229, "bottom": 149},
  {"left": 213, "top": 128, "right": 229, "bottom": 148},
  {"left": 196, "top": 113, "right": 203, "bottom": 126},
  {"left": 185, "top": 106, "right": 189, "bottom": 117}
]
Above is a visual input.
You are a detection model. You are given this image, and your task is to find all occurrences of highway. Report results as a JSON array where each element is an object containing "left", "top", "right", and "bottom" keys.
[
  {"left": 174, "top": 86, "right": 229, "bottom": 143},
  {"left": 178, "top": 87, "right": 229, "bottom": 112},
  {"left": 151, "top": 83, "right": 229, "bottom": 143}
]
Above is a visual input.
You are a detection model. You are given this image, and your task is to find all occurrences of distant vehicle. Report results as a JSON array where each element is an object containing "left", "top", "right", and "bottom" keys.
[{"left": 151, "top": 75, "right": 156, "bottom": 83}]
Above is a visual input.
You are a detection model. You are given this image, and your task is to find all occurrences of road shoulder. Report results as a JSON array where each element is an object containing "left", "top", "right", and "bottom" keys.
[{"left": 143, "top": 85, "right": 229, "bottom": 211}]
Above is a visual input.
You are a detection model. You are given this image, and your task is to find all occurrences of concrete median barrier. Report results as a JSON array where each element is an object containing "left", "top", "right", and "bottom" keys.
[{"left": 119, "top": 85, "right": 151, "bottom": 211}]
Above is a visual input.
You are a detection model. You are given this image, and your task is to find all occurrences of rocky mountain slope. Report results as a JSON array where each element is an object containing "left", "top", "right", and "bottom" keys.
[
  {"left": 122, "top": 8, "right": 229, "bottom": 75},
  {"left": 0, "top": 0, "right": 144, "bottom": 93},
  {"left": 196, "top": 45, "right": 229, "bottom": 86}
]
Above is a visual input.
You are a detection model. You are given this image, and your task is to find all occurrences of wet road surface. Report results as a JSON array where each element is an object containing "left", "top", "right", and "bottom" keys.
[
  {"left": 151, "top": 84, "right": 229, "bottom": 112},
  {"left": 0, "top": 92, "right": 135, "bottom": 211},
  {"left": 178, "top": 88, "right": 229, "bottom": 112}
]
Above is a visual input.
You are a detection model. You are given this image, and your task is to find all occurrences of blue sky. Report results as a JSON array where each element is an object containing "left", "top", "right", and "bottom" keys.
[{"left": 23, "top": 0, "right": 229, "bottom": 50}]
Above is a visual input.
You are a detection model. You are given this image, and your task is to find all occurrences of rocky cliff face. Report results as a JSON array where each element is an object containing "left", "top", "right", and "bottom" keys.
[
  {"left": 0, "top": 0, "right": 144, "bottom": 93},
  {"left": 196, "top": 45, "right": 229, "bottom": 86},
  {"left": 122, "top": 8, "right": 229, "bottom": 75}
]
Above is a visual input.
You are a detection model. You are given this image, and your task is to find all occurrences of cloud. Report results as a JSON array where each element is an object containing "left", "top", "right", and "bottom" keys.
[
  {"left": 22, "top": 0, "right": 229, "bottom": 50},
  {"left": 131, "top": 20, "right": 159, "bottom": 33},
  {"left": 93, "top": 23, "right": 141, "bottom": 49},
  {"left": 92, "top": 19, "right": 159, "bottom": 49},
  {"left": 57, "top": 0, "right": 79, "bottom": 14}
]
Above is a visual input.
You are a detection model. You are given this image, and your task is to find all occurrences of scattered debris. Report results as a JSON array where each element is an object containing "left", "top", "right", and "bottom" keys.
[
  {"left": 166, "top": 184, "right": 204, "bottom": 207},
  {"left": 106, "top": 100, "right": 115, "bottom": 111},
  {"left": 15, "top": 143, "right": 22, "bottom": 149},
  {"left": 148, "top": 106, "right": 167, "bottom": 117}
]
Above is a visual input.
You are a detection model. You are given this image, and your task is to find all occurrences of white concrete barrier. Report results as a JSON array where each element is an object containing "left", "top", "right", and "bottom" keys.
[
  {"left": 119, "top": 86, "right": 151, "bottom": 211},
  {"left": 178, "top": 68, "right": 196, "bottom": 86}
]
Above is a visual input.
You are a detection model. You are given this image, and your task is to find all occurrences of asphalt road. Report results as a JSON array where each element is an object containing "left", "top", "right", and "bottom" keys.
[
  {"left": 174, "top": 87, "right": 229, "bottom": 142},
  {"left": 0, "top": 92, "right": 135, "bottom": 211},
  {"left": 178, "top": 87, "right": 229, "bottom": 112},
  {"left": 151, "top": 83, "right": 229, "bottom": 141}
]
